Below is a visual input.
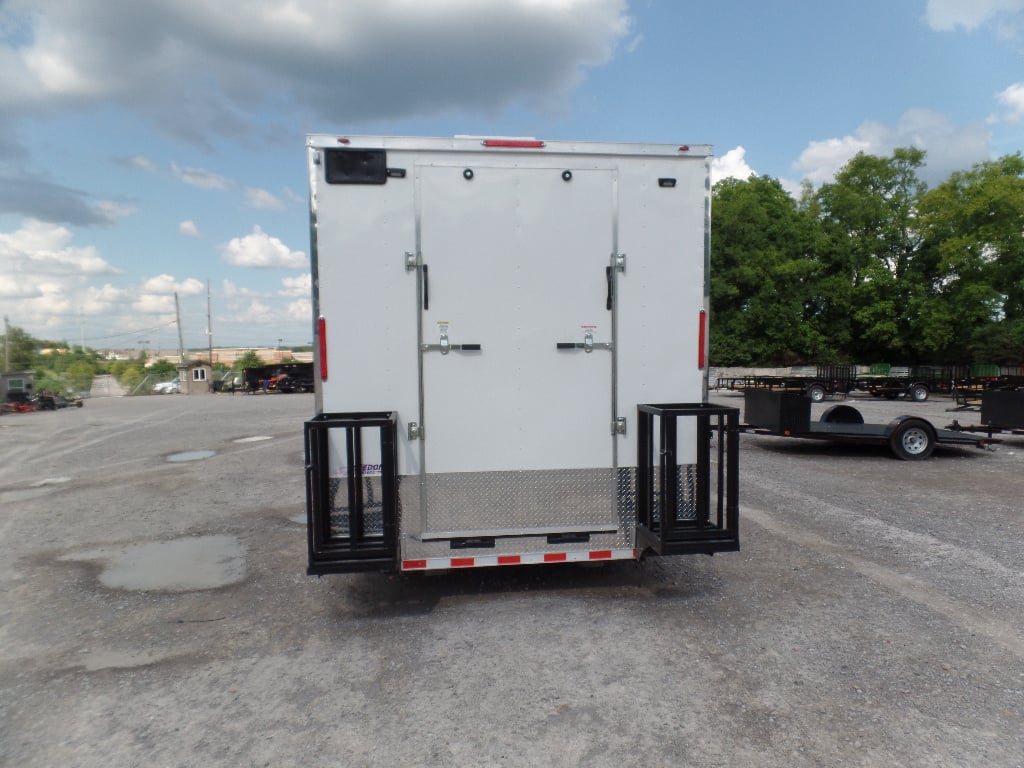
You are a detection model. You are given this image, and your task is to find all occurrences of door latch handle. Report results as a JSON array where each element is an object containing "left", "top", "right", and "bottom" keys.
[
  {"left": 422, "top": 332, "right": 482, "bottom": 354},
  {"left": 555, "top": 330, "right": 612, "bottom": 353}
]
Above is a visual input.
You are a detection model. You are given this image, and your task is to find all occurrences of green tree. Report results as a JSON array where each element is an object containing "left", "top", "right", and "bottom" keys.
[
  {"left": 1, "top": 325, "right": 39, "bottom": 371},
  {"left": 234, "top": 350, "right": 265, "bottom": 371},
  {"left": 147, "top": 360, "right": 177, "bottom": 379},
  {"left": 916, "top": 154, "right": 1024, "bottom": 363},
  {"left": 812, "top": 147, "right": 928, "bottom": 363},
  {"left": 710, "top": 175, "right": 822, "bottom": 365}
]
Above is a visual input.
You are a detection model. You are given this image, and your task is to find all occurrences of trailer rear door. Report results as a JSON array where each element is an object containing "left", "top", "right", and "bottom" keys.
[{"left": 415, "top": 163, "right": 619, "bottom": 539}]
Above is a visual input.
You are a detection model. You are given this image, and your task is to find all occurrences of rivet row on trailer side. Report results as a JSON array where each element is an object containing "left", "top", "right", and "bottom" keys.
[{"left": 302, "top": 135, "right": 740, "bottom": 575}]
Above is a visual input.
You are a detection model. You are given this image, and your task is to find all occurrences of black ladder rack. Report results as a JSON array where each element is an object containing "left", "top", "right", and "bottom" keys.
[
  {"left": 304, "top": 411, "right": 399, "bottom": 574},
  {"left": 635, "top": 403, "right": 740, "bottom": 556}
]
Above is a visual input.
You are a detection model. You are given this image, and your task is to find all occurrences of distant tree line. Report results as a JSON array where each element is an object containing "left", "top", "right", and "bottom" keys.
[
  {"left": 710, "top": 149, "right": 1024, "bottom": 367},
  {"left": 0, "top": 327, "right": 299, "bottom": 395}
]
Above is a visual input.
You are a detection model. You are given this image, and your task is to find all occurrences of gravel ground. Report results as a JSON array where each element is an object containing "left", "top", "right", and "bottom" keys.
[{"left": 1, "top": 390, "right": 1022, "bottom": 767}]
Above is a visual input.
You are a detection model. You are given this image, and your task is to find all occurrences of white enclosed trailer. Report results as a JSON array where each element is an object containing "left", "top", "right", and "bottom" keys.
[{"left": 304, "top": 135, "right": 739, "bottom": 574}]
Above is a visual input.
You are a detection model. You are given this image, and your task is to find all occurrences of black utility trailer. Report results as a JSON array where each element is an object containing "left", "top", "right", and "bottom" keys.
[
  {"left": 742, "top": 390, "right": 993, "bottom": 460},
  {"left": 717, "top": 365, "right": 856, "bottom": 402},
  {"left": 947, "top": 388, "right": 1024, "bottom": 438}
]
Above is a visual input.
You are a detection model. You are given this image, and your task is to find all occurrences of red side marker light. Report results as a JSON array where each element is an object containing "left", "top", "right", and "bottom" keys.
[
  {"left": 698, "top": 309, "right": 707, "bottom": 369},
  {"left": 318, "top": 316, "right": 328, "bottom": 381}
]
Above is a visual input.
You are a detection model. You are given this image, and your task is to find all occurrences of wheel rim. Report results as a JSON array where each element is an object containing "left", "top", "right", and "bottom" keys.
[
  {"left": 902, "top": 427, "right": 930, "bottom": 455},
  {"left": 912, "top": 386, "right": 927, "bottom": 401}
]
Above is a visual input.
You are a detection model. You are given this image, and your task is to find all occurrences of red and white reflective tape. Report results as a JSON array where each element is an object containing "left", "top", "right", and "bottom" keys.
[{"left": 401, "top": 548, "right": 638, "bottom": 572}]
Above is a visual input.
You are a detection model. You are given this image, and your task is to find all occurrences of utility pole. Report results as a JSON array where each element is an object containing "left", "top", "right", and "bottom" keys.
[
  {"left": 206, "top": 280, "right": 214, "bottom": 391},
  {"left": 3, "top": 315, "right": 9, "bottom": 372},
  {"left": 174, "top": 292, "right": 185, "bottom": 365}
]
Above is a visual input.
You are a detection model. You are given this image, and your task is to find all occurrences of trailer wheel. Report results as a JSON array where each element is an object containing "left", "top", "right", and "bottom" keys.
[
  {"left": 909, "top": 383, "right": 929, "bottom": 402},
  {"left": 888, "top": 418, "right": 936, "bottom": 460},
  {"left": 806, "top": 383, "right": 826, "bottom": 402}
]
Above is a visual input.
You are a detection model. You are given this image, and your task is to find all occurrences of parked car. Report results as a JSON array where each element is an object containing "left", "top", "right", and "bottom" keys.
[{"left": 153, "top": 379, "right": 180, "bottom": 394}]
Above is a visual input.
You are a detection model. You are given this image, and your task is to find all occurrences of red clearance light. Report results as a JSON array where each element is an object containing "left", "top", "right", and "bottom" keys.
[
  {"left": 698, "top": 309, "right": 707, "bottom": 369},
  {"left": 318, "top": 316, "right": 328, "bottom": 381},
  {"left": 482, "top": 139, "right": 545, "bottom": 148},
  {"left": 679, "top": 145, "right": 690, "bottom": 152},
  {"left": 336, "top": 137, "right": 350, "bottom": 144}
]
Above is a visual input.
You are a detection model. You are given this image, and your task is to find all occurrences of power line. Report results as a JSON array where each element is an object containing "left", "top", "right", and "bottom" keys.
[{"left": 80, "top": 320, "right": 179, "bottom": 343}]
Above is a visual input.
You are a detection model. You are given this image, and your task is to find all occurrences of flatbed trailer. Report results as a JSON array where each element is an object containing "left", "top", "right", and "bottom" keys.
[
  {"left": 946, "top": 387, "right": 1024, "bottom": 437},
  {"left": 741, "top": 390, "right": 994, "bottom": 460},
  {"left": 717, "top": 365, "right": 856, "bottom": 402}
]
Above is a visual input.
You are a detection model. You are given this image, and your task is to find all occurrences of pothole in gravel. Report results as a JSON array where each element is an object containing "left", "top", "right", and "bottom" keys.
[
  {"left": 63, "top": 535, "right": 246, "bottom": 592},
  {"left": 166, "top": 449, "right": 216, "bottom": 462}
]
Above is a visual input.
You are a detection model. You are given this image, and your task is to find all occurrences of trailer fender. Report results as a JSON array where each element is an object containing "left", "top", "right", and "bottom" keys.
[
  {"left": 820, "top": 404, "right": 864, "bottom": 424},
  {"left": 885, "top": 416, "right": 936, "bottom": 460}
]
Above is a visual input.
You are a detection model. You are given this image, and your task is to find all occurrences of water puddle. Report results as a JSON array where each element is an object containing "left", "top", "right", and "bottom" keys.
[
  {"left": 64, "top": 535, "right": 246, "bottom": 592},
  {"left": 166, "top": 450, "right": 216, "bottom": 462},
  {"left": 233, "top": 435, "right": 272, "bottom": 443}
]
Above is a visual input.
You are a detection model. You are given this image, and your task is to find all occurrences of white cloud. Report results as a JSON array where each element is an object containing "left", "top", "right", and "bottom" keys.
[
  {"left": 132, "top": 293, "right": 176, "bottom": 314},
  {"left": 287, "top": 298, "right": 312, "bottom": 321},
  {"left": 140, "top": 274, "right": 204, "bottom": 295},
  {"left": 237, "top": 299, "right": 274, "bottom": 323},
  {"left": 993, "top": 82, "right": 1024, "bottom": 122},
  {"left": 0, "top": 218, "right": 119, "bottom": 276},
  {"left": 792, "top": 109, "right": 990, "bottom": 187},
  {"left": 179, "top": 220, "right": 200, "bottom": 237},
  {"left": 221, "top": 226, "right": 306, "bottom": 269},
  {"left": 711, "top": 147, "right": 756, "bottom": 184},
  {"left": 926, "top": 0, "right": 1024, "bottom": 31},
  {"left": 221, "top": 279, "right": 252, "bottom": 298},
  {"left": 0, "top": 1, "right": 632, "bottom": 143},
  {"left": 0, "top": 218, "right": 130, "bottom": 337},
  {"left": 128, "top": 155, "right": 155, "bottom": 173},
  {"left": 93, "top": 200, "right": 135, "bottom": 220},
  {"left": 171, "top": 163, "right": 233, "bottom": 190},
  {"left": 280, "top": 273, "right": 311, "bottom": 297},
  {"left": 80, "top": 283, "right": 124, "bottom": 314},
  {"left": 245, "top": 187, "right": 287, "bottom": 211}
]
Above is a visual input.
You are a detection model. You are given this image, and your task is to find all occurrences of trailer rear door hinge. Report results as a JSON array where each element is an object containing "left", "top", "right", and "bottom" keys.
[
  {"left": 613, "top": 417, "right": 627, "bottom": 435},
  {"left": 408, "top": 422, "right": 423, "bottom": 440},
  {"left": 611, "top": 253, "right": 626, "bottom": 272}
]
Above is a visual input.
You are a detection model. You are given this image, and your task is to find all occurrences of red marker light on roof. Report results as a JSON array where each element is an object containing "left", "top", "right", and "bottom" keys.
[
  {"left": 482, "top": 139, "right": 546, "bottom": 148},
  {"left": 337, "top": 137, "right": 350, "bottom": 144},
  {"left": 679, "top": 145, "right": 690, "bottom": 152}
]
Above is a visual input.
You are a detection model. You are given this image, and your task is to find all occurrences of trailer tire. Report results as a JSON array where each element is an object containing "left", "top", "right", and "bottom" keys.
[
  {"left": 909, "top": 383, "right": 929, "bottom": 402},
  {"left": 888, "top": 418, "right": 936, "bottom": 460},
  {"left": 806, "top": 383, "right": 826, "bottom": 402}
]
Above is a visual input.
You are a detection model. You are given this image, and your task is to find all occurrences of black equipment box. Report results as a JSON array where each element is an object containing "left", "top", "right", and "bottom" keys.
[
  {"left": 743, "top": 390, "right": 811, "bottom": 433},
  {"left": 981, "top": 389, "right": 1024, "bottom": 429}
]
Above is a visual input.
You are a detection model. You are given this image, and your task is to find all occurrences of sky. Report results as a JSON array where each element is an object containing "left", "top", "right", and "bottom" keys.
[{"left": 1, "top": 0, "right": 1022, "bottom": 352}]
